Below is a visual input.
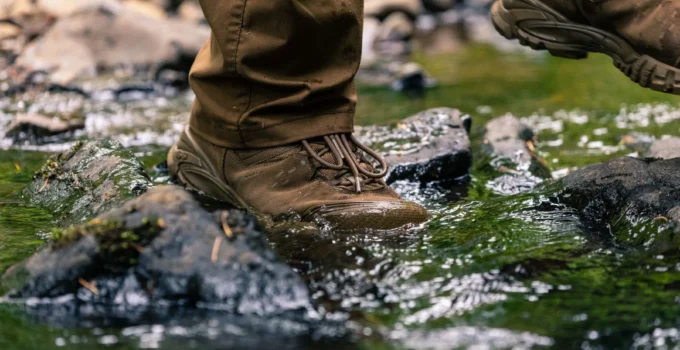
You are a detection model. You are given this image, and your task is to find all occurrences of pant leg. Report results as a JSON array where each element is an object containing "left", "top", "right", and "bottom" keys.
[{"left": 189, "top": 0, "right": 364, "bottom": 149}]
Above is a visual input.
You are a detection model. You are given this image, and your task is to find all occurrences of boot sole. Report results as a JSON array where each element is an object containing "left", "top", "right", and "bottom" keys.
[
  {"left": 491, "top": 0, "right": 680, "bottom": 95},
  {"left": 168, "top": 127, "right": 249, "bottom": 209}
]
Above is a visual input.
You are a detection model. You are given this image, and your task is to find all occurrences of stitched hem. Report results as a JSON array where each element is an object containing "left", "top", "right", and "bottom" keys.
[{"left": 191, "top": 110, "right": 355, "bottom": 149}]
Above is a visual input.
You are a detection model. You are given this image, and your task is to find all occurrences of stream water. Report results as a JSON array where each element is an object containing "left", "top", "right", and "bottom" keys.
[{"left": 3, "top": 17, "right": 680, "bottom": 350}]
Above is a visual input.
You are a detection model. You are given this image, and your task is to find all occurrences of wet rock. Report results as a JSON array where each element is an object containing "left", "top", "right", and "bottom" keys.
[
  {"left": 356, "top": 107, "right": 472, "bottom": 183},
  {"left": 122, "top": 0, "right": 168, "bottom": 19},
  {"left": 24, "top": 139, "right": 152, "bottom": 226},
  {"left": 483, "top": 114, "right": 537, "bottom": 167},
  {"left": 365, "top": 0, "right": 421, "bottom": 18},
  {"left": 5, "top": 113, "right": 84, "bottom": 144},
  {"left": 620, "top": 132, "right": 656, "bottom": 154},
  {"left": 177, "top": 0, "right": 204, "bottom": 23},
  {"left": 13, "top": 2, "right": 209, "bottom": 85},
  {"left": 36, "top": 0, "right": 113, "bottom": 17},
  {"left": 644, "top": 137, "right": 680, "bottom": 160},
  {"left": 2, "top": 186, "right": 313, "bottom": 319},
  {"left": 0, "top": 21, "right": 21, "bottom": 39},
  {"left": 376, "top": 11, "right": 415, "bottom": 42},
  {"left": 0, "top": 21, "right": 23, "bottom": 69},
  {"left": 422, "top": 0, "right": 457, "bottom": 12},
  {"left": 482, "top": 115, "right": 551, "bottom": 194},
  {"left": 560, "top": 157, "right": 680, "bottom": 249}
]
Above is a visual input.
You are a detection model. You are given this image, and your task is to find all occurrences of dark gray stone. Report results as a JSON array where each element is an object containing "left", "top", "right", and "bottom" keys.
[
  {"left": 559, "top": 157, "right": 680, "bottom": 249},
  {"left": 357, "top": 107, "right": 472, "bottom": 183},
  {"left": 23, "top": 139, "right": 153, "bottom": 226},
  {"left": 3, "top": 186, "right": 313, "bottom": 319}
]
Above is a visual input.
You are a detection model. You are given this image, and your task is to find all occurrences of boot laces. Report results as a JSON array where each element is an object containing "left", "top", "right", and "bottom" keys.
[{"left": 301, "top": 134, "right": 388, "bottom": 193}]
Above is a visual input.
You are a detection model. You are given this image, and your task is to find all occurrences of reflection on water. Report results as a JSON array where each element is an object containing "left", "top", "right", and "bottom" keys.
[{"left": 3, "top": 5, "right": 680, "bottom": 350}]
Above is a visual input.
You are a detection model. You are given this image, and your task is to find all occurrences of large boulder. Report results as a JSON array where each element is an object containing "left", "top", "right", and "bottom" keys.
[
  {"left": 13, "top": 2, "right": 209, "bottom": 85},
  {"left": 356, "top": 107, "right": 472, "bottom": 183},
  {"left": 2, "top": 186, "right": 313, "bottom": 319},
  {"left": 24, "top": 139, "right": 153, "bottom": 226}
]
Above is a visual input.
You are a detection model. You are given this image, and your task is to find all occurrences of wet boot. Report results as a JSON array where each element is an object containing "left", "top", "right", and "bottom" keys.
[
  {"left": 491, "top": 0, "right": 680, "bottom": 94},
  {"left": 168, "top": 127, "right": 429, "bottom": 231}
]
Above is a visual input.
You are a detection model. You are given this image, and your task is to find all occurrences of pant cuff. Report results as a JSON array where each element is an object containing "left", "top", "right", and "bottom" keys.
[{"left": 190, "top": 110, "right": 355, "bottom": 149}]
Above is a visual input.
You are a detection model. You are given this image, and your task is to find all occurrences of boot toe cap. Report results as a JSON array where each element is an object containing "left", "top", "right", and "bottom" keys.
[{"left": 307, "top": 201, "right": 429, "bottom": 231}]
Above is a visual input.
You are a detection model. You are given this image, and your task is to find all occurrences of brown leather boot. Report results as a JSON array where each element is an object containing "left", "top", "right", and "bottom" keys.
[
  {"left": 167, "top": 127, "right": 429, "bottom": 231},
  {"left": 492, "top": 0, "right": 680, "bottom": 94}
]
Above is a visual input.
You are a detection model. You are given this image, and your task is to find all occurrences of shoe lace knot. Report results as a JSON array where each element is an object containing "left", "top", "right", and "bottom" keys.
[{"left": 301, "top": 133, "right": 388, "bottom": 193}]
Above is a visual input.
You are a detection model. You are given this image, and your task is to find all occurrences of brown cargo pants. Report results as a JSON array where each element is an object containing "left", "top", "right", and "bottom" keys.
[{"left": 189, "top": 0, "right": 364, "bottom": 149}]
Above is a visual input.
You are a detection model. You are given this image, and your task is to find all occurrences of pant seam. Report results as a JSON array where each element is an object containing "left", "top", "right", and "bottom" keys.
[{"left": 234, "top": 0, "right": 251, "bottom": 148}]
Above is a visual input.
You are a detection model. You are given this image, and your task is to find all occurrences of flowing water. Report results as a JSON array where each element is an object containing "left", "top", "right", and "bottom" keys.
[{"left": 3, "top": 16, "right": 680, "bottom": 350}]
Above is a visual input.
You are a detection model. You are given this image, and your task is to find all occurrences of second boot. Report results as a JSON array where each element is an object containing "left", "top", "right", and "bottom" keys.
[{"left": 492, "top": 0, "right": 680, "bottom": 95}]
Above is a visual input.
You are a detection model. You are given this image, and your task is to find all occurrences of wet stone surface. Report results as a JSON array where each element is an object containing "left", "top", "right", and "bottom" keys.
[
  {"left": 482, "top": 114, "right": 551, "bottom": 195},
  {"left": 356, "top": 107, "right": 472, "bottom": 183},
  {"left": 23, "top": 139, "right": 153, "bottom": 226},
  {"left": 2, "top": 186, "right": 314, "bottom": 322}
]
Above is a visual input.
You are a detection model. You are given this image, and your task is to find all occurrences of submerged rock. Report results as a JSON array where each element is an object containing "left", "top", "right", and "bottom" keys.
[
  {"left": 2, "top": 186, "right": 313, "bottom": 319},
  {"left": 24, "top": 139, "right": 152, "bottom": 226},
  {"left": 357, "top": 107, "right": 472, "bottom": 183}
]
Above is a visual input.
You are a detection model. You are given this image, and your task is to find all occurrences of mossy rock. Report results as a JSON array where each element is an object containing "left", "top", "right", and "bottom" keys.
[
  {"left": 23, "top": 139, "right": 153, "bottom": 226},
  {"left": 3, "top": 186, "right": 312, "bottom": 319}
]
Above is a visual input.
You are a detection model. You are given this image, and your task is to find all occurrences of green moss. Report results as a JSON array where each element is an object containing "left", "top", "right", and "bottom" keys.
[
  {"left": 31, "top": 142, "right": 86, "bottom": 191},
  {"left": 49, "top": 217, "right": 164, "bottom": 266}
]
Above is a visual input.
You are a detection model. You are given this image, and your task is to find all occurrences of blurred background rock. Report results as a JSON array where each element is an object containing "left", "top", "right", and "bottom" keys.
[
  {"left": 0, "top": 0, "right": 497, "bottom": 96},
  {"left": 0, "top": 0, "right": 209, "bottom": 92}
]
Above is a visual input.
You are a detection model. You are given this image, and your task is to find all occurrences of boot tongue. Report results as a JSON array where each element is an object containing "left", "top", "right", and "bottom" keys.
[{"left": 306, "top": 138, "right": 384, "bottom": 191}]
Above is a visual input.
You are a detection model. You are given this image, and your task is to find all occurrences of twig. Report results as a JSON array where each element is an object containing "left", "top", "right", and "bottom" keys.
[
  {"left": 525, "top": 140, "right": 536, "bottom": 153},
  {"left": 78, "top": 278, "right": 99, "bottom": 295},
  {"left": 38, "top": 178, "right": 49, "bottom": 193},
  {"left": 221, "top": 212, "right": 233, "bottom": 239},
  {"left": 211, "top": 236, "right": 222, "bottom": 263}
]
